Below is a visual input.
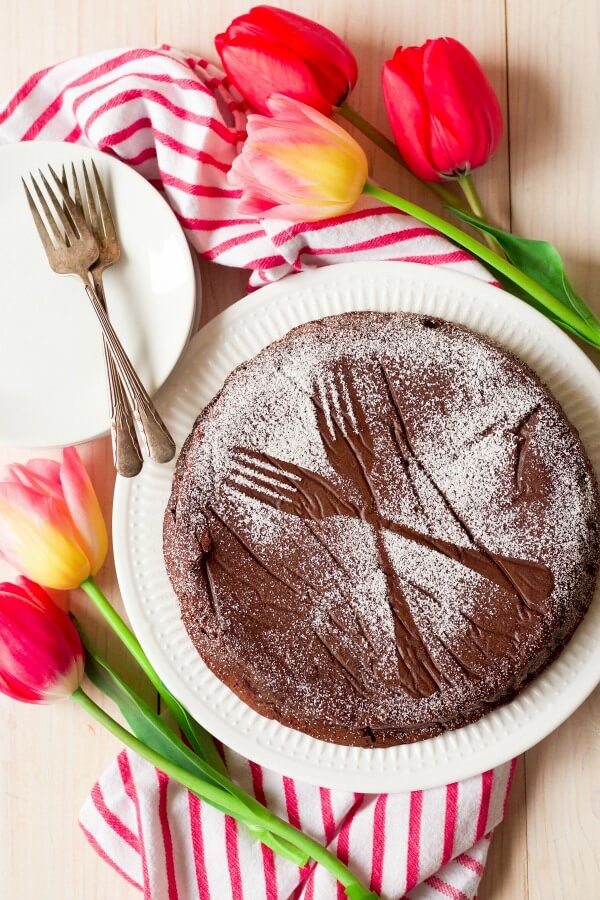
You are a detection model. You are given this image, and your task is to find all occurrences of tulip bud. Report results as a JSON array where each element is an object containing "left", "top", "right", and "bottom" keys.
[
  {"left": 0, "top": 447, "right": 108, "bottom": 590},
  {"left": 229, "top": 94, "right": 368, "bottom": 222},
  {"left": 0, "top": 577, "right": 84, "bottom": 703},
  {"left": 216, "top": 6, "right": 358, "bottom": 115},
  {"left": 382, "top": 37, "right": 503, "bottom": 182}
]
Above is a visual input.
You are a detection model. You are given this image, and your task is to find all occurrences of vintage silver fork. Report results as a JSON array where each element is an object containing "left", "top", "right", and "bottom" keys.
[
  {"left": 23, "top": 165, "right": 176, "bottom": 464},
  {"left": 61, "top": 162, "right": 143, "bottom": 477}
]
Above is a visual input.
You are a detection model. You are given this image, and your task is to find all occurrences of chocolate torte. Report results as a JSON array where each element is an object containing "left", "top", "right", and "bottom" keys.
[{"left": 164, "top": 312, "right": 600, "bottom": 747}]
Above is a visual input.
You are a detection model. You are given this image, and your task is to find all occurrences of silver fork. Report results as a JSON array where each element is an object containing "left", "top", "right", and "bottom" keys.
[
  {"left": 23, "top": 165, "right": 176, "bottom": 465},
  {"left": 62, "top": 162, "right": 142, "bottom": 477}
]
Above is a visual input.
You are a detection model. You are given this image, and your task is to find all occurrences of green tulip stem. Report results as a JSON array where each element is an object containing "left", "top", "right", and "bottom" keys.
[
  {"left": 73, "top": 687, "right": 379, "bottom": 899},
  {"left": 457, "top": 173, "right": 504, "bottom": 254},
  {"left": 338, "top": 102, "right": 466, "bottom": 212},
  {"left": 457, "top": 172, "right": 486, "bottom": 218},
  {"left": 79, "top": 576, "right": 227, "bottom": 777},
  {"left": 363, "top": 180, "right": 600, "bottom": 345}
]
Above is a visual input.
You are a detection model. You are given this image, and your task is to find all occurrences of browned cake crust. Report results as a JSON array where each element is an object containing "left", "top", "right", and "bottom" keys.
[{"left": 163, "top": 312, "right": 600, "bottom": 747}]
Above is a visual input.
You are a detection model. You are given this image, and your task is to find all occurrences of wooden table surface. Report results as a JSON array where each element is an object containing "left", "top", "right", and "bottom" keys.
[{"left": 1, "top": 2, "right": 600, "bottom": 898}]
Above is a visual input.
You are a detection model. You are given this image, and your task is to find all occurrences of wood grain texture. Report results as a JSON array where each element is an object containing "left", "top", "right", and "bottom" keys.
[
  {"left": 0, "top": 1, "right": 596, "bottom": 897},
  {"left": 505, "top": 7, "right": 600, "bottom": 899}
]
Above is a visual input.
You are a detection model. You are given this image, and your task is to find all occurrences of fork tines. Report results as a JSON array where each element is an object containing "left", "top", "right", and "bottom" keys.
[
  {"left": 23, "top": 165, "right": 99, "bottom": 273},
  {"left": 24, "top": 161, "right": 116, "bottom": 251}
]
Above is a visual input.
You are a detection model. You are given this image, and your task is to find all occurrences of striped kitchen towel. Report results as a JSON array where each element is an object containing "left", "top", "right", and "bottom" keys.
[
  {"left": 0, "top": 46, "right": 512, "bottom": 899},
  {"left": 0, "top": 45, "right": 493, "bottom": 288},
  {"left": 79, "top": 745, "right": 516, "bottom": 900}
]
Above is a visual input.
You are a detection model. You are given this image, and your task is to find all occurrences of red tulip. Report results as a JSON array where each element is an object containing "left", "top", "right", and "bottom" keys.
[
  {"left": 215, "top": 6, "right": 358, "bottom": 115},
  {"left": 382, "top": 37, "right": 503, "bottom": 182},
  {"left": 0, "top": 577, "right": 84, "bottom": 703}
]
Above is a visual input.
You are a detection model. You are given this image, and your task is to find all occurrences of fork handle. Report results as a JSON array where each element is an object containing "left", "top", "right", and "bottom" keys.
[
  {"left": 84, "top": 283, "right": 176, "bottom": 464},
  {"left": 104, "top": 339, "right": 143, "bottom": 477},
  {"left": 92, "top": 277, "right": 143, "bottom": 477}
]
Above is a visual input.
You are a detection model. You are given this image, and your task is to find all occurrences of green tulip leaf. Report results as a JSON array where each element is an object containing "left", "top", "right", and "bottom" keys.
[
  {"left": 450, "top": 208, "right": 600, "bottom": 341},
  {"left": 562, "top": 273, "right": 599, "bottom": 330},
  {"left": 78, "top": 629, "right": 309, "bottom": 866},
  {"left": 79, "top": 576, "right": 226, "bottom": 776},
  {"left": 159, "top": 685, "right": 227, "bottom": 775},
  {"left": 82, "top": 642, "right": 230, "bottom": 793}
]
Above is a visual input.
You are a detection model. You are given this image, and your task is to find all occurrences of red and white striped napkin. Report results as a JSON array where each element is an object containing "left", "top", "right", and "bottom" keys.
[
  {"left": 0, "top": 45, "right": 493, "bottom": 287},
  {"left": 80, "top": 744, "right": 516, "bottom": 900},
  {"left": 0, "top": 46, "right": 514, "bottom": 899}
]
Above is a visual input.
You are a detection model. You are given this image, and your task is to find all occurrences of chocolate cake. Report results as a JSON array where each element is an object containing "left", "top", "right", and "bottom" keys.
[{"left": 164, "top": 312, "right": 600, "bottom": 747}]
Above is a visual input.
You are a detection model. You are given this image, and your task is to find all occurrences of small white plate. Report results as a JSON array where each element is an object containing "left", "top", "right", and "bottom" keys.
[
  {"left": 0, "top": 141, "right": 198, "bottom": 447},
  {"left": 114, "top": 262, "right": 600, "bottom": 791}
]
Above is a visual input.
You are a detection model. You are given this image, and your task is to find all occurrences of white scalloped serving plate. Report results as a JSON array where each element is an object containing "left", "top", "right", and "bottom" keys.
[{"left": 113, "top": 261, "right": 600, "bottom": 792}]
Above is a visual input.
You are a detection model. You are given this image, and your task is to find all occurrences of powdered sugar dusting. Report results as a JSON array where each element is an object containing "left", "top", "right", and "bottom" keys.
[{"left": 165, "top": 312, "right": 600, "bottom": 744}]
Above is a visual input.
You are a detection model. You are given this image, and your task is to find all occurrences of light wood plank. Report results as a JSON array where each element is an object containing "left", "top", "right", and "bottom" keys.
[
  {"left": 480, "top": 760, "right": 529, "bottom": 899},
  {"left": 526, "top": 691, "right": 600, "bottom": 900},
  {"left": 505, "top": 3, "right": 600, "bottom": 898},
  {"left": 507, "top": 0, "right": 600, "bottom": 314}
]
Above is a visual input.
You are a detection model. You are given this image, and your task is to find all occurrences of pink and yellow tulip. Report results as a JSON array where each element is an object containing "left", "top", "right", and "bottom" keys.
[
  {"left": 229, "top": 94, "right": 368, "bottom": 221},
  {"left": 0, "top": 447, "right": 107, "bottom": 590},
  {"left": 0, "top": 577, "right": 84, "bottom": 703}
]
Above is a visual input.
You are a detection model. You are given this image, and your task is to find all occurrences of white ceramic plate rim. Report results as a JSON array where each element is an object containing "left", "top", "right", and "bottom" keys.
[
  {"left": 114, "top": 262, "right": 600, "bottom": 791},
  {"left": 0, "top": 140, "right": 198, "bottom": 447}
]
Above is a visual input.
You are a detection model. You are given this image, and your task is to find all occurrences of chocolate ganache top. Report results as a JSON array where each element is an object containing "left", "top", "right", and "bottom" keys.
[{"left": 164, "top": 312, "right": 600, "bottom": 747}]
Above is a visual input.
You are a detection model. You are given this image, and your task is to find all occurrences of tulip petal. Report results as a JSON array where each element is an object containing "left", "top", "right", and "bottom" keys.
[
  {"left": 240, "top": 199, "right": 355, "bottom": 222},
  {"left": 60, "top": 447, "right": 108, "bottom": 576},
  {"left": 11, "top": 576, "right": 82, "bottom": 660},
  {"left": 0, "top": 483, "right": 90, "bottom": 589},
  {"left": 424, "top": 38, "right": 502, "bottom": 172},
  {"left": 265, "top": 93, "right": 354, "bottom": 140},
  {"left": 0, "top": 667, "right": 44, "bottom": 702},
  {"left": 24, "top": 459, "right": 62, "bottom": 485},
  {"left": 230, "top": 95, "right": 367, "bottom": 221},
  {"left": 231, "top": 142, "right": 366, "bottom": 221},
  {"left": 0, "top": 582, "right": 83, "bottom": 703},
  {"left": 382, "top": 38, "right": 502, "bottom": 181},
  {"left": 216, "top": 7, "right": 357, "bottom": 114},
  {"left": 6, "top": 461, "right": 64, "bottom": 500},
  {"left": 13, "top": 577, "right": 79, "bottom": 634},
  {"left": 0, "top": 577, "right": 46, "bottom": 611},
  {"left": 219, "top": 36, "right": 327, "bottom": 115},
  {"left": 13, "top": 575, "right": 48, "bottom": 601},
  {"left": 244, "top": 6, "right": 358, "bottom": 106},
  {"left": 382, "top": 49, "right": 442, "bottom": 182}
]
